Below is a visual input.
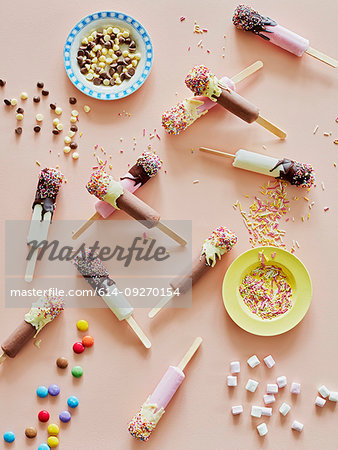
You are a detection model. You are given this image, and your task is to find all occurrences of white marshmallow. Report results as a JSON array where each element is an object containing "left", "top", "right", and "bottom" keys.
[
  {"left": 264, "top": 394, "right": 275, "bottom": 405},
  {"left": 227, "top": 376, "right": 237, "bottom": 387},
  {"left": 318, "top": 385, "right": 330, "bottom": 398},
  {"left": 315, "top": 396, "right": 326, "bottom": 407},
  {"left": 261, "top": 407, "right": 272, "bottom": 416},
  {"left": 246, "top": 379, "right": 259, "bottom": 393},
  {"left": 329, "top": 391, "right": 338, "bottom": 402},
  {"left": 232, "top": 405, "right": 243, "bottom": 415},
  {"left": 292, "top": 420, "right": 304, "bottom": 432},
  {"left": 277, "top": 376, "right": 287, "bottom": 388},
  {"left": 251, "top": 406, "right": 262, "bottom": 418},
  {"left": 230, "top": 361, "right": 241, "bottom": 374},
  {"left": 263, "top": 355, "right": 275, "bottom": 368},
  {"left": 247, "top": 355, "right": 260, "bottom": 368},
  {"left": 279, "top": 402, "right": 291, "bottom": 416},
  {"left": 257, "top": 423, "right": 268, "bottom": 436},
  {"left": 290, "top": 382, "right": 301, "bottom": 394},
  {"left": 267, "top": 384, "right": 278, "bottom": 394}
]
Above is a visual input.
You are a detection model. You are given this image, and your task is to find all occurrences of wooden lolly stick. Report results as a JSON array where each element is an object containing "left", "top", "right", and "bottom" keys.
[
  {"left": 177, "top": 337, "right": 203, "bottom": 371},
  {"left": 125, "top": 316, "right": 151, "bottom": 349},
  {"left": 305, "top": 47, "right": 338, "bottom": 68},
  {"left": 256, "top": 115, "right": 287, "bottom": 140},
  {"left": 72, "top": 212, "right": 101, "bottom": 240},
  {"left": 230, "top": 60, "right": 264, "bottom": 84},
  {"left": 148, "top": 294, "right": 175, "bottom": 319},
  {"left": 0, "top": 353, "right": 7, "bottom": 365},
  {"left": 156, "top": 222, "right": 187, "bottom": 246},
  {"left": 199, "top": 147, "right": 235, "bottom": 159}
]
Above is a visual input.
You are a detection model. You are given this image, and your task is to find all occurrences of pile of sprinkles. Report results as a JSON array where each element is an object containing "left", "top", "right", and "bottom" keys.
[
  {"left": 86, "top": 170, "right": 111, "bottom": 201},
  {"left": 161, "top": 101, "right": 197, "bottom": 135},
  {"left": 185, "top": 65, "right": 214, "bottom": 96},
  {"left": 136, "top": 152, "right": 162, "bottom": 177},
  {"left": 234, "top": 180, "right": 289, "bottom": 248},
  {"left": 239, "top": 264, "right": 292, "bottom": 320}
]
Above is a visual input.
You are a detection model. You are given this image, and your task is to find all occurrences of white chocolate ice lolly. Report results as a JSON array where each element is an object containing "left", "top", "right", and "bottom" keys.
[
  {"left": 233, "top": 5, "right": 338, "bottom": 67},
  {"left": 128, "top": 337, "right": 202, "bottom": 441}
]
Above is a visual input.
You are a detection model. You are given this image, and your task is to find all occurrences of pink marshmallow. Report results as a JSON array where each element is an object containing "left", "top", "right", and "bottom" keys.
[
  {"left": 261, "top": 24, "right": 309, "bottom": 57},
  {"left": 149, "top": 365, "right": 185, "bottom": 410}
]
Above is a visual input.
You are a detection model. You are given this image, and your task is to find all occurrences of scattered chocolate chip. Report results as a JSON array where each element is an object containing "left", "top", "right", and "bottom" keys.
[
  {"left": 0, "top": 79, "right": 6, "bottom": 87},
  {"left": 117, "top": 57, "right": 126, "bottom": 65},
  {"left": 128, "top": 67, "right": 135, "bottom": 76},
  {"left": 77, "top": 50, "right": 85, "bottom": 57},
  {"left": 120, "top": 73, "right": 125, "bottom": 81},
  {"left": 16, "top": 107, "right": 24, "bottom": 114},
  {"left": 50, "top": 103, "right": 56, "bottom": 110},
  {"left": 70, "top": 142, "right": 78, "bottom": 149},
  {"left": 4, "top": 99, "right": 11, "bottom": 105},
  {"left": 77, "top": 56, "right": 84, "bottom": 66},
  {"left": 124, "top": 72, "right": 132, "bottom": 79},
  {"left": 109, "top": 67, "right": 115, "bottom": 76},
  {"left": 104, "top": 41, "right": 112, "bottom": 48},
  {"left": 125, "top": 37, "right": 131, "bottom": 44},
  {"left": 41, "top": 90, "right": 49, "bottom": 96},
  {"left": 129, "top": 47, "right": 136, "bottom": 53},
  {"left": 119, "top": 37, "right": 125, "bottom": 44},
  {"left": 52, "top": 129, "right": 59, "bottom": 135},
  {"left": 125, "top": 57, "right": 131, "bottom": 64},
  {"left": 96, "top": 50, "right": 102, "bottom": 58},
  {"left": 56, "top": 356, "right": 69, "bottom": 369},
  {"left": 80, "top": 67, "right": 88, "bottom": 75},
  {"left": 37, "top": 81, "right": 44, "bottom": 88},
  {"left": 34, "top": 125, "right": 41, "bottom": 133},
  {"left": 69, "top": 97, "right": 77, "bottom": 105},
  {"left": 129, "top": 40, "right": 136, "bottom": 48},
  {"left": 15, "top": 127, "right": 22, "bottom": 135},
  {"left": 33, "top": 96, "right": 40, "bottom": 103},
  {"left": 70, "top": 125, "right": 78, "bottom": 132}
]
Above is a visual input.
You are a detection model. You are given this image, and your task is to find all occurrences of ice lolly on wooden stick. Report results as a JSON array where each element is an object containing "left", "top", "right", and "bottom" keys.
[
  {"left": 72, "top": 152, "right": 162, "bottom": 240},
  {"left": 86, "top": 170, "right": 186, "bottom": 246},
  {"left": 233, "top": 5, "right": 338, "bottom": 68},
  {"left": 0, "top": 295, "right": 64, "bottom": 364},
  {"left": 72, "top": 249, "right": 151, "bottom": 348},
  {"left": 185, "top": 65, "right": 286, "bottom": 139},
  {"left": 128, "top": 337, "right": 202, "bottom": 441},
  {"left": 148, "top": 227, "right": 237, "bottom": 318},
  {"left": 25, "top": 168, "right": 65, "bottom": 282},
  {"left": 199, "top": 147, "right": 315, "bottom": 188},
  {"left": 161, "top": 60, "right": 263, "bottom": 135}
]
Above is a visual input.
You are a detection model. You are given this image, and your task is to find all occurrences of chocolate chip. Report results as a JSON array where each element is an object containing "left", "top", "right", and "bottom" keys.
[
  {"left": 124, "top": 72, "right": 132, "bottom": 79},
  {"left": 77, "top": 50, "right": 85, "bottom": 57},
  {"left": 80, "top": 67, "right": 88, "bottom": 74},
  {"left": 15, "top": 127, "right": 22, "bottom": 135},
  {"left": 16, "top": 107, "right": 24, "bottom": 114},
  {"left": 111, "top": 63, "right": 118, "bottom": 69},
  {"left": 52, "top": 129, "right": 59, "bottom": 135},
  {"left": 129, "top": 47, "right": 136, "bottom": 53},
  {"left": 88, "top": 42, "right": 95, "bottom": 50},
  {"left": 125, "top": 37, "right": 131, "bottom": 44},
  {"left": 129, "top": 40, "right": 136, "bottom": 48},
  {"left": 97, "top": 32, "right": 103, "bottom": 38},
  {"left": 42, "top": 90, "right": 49, "bottom": 96},
  {"left": 95, "top": 67, "right": 101, "bottom": 74},
  {"left": 70, "top": 125, "right": 78, "bottom": 132},
  {"left": 70, "top": 142, "right": 78, "bottom": 149},
  {"left": 115, "top": 50, "right": 122, "bottom": 57},
  {"left": 77, "top": 56, "right": 84, "bottom": 66},
  {"left": 96, "top": 50, "right": 102, "bottom": 58},
  {"left": 117, "top": 65, "right": 123, "bottom": 74},
  {"left": 104, "top": 41, "right": 112, "bottom": 48},
  {"left": 37, "top": 81, "right": 44, "bottom": 88},
  {"left": 93, "top": 77, "right": 102, "bottom": 85},
  {"left": 120, "top": 73, "right": 125, "bottom": 81},
  {"left": 34, "top": 125, "right": 41, "bottom": 133},
  {"left": 33, "top": 96, "right": 40, "bottom": 103},
  {"left": 85, "top": 50, "right": 91, "bottom": 58},
  {"left": 125, "top": 57, "right": 131, "bottom": 64},
  {"left": 117, "top": 57, "right": 126, "bottom": 65},
  {"left": 69, "top": 97, "right": 77, "bottom": 105},
  {"left": 4, "top": 99, "right": 11, "bottom": 105},
  {"left": 0, "top": 79, "right": 6, "bottom": 87},
  {"left": 110, "top": 79, "right": 115, "bottom": 86},
  {"left": 50, "top": 103, "right": 56, "bottom": 110},
  {"left": 128, "top": 67, "right": 135, "bottom": 76},
  {"left": 109, "top": 67, "right": 115, "bottom": 76},
  {"left": 119, "top": 37, "right": 125, "bottom": 44}
]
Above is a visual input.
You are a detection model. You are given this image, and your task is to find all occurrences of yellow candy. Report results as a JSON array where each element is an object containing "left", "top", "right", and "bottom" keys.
[
  {"left": 47, "top": 436, "right": 59, "bottom": 448},
  {"left": 77, "top": 319, "right": 89, "bottom": 331},
  {"left": 47, "top": 424, "right": 59, "bottom": 436}
]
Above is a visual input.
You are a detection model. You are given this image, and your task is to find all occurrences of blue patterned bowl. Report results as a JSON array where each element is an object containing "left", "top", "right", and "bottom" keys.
[{"left": 64, "top": 11, "right": 153, "bottom": 100}]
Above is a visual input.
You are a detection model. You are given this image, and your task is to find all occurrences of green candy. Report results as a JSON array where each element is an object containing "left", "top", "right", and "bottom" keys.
[{"left": 71, "top": 365, "right": 83, "bottom": 378}]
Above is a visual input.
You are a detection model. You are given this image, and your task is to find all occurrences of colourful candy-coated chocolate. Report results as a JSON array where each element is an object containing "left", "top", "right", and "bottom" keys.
[
  {"left": 47, "top": 424, "right": 59, "bottom": 436},
  {"left": 3, "top": 431, "right": 15, "bottom": 443},
  {"left": 73, "top": 342, "right": 85, "bottom": 354},
  {"left": 36, "top": 385, "right": 49, "bottom": 398},
  {"left": 56, "top": 357, "right": 68, "bottom": 369},
  {"left": 71, "top": 366, "right": 84, "bottom": 378},
  {"left": 25, "top": 427, "right": 37, "bottom": 438},
  {"left": 47, "top": 436, "right": 59, "bottom": 448},
  {"left": 38, "top": 410, "right": 50, "bottom": 422},
  {"left": 38, "top": 444, "right": 50, "bottom": 450},
  {"left": 59, "top": 410, "right": 71, "bottom": 423},
  {"left": 67, "top": 396, "right": 79, "bottom": 408},
  {"left": 76, "top": 319, "right": 89, "bottom": 331},
  {"left": 82, "top": 335, "right": 94, "bottom": 347},
  {"left": 48, "top": 384, "right": 60, "bottom": 396}
]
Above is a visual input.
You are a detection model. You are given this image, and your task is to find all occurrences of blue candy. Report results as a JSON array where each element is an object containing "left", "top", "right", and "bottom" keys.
[
  {"left": 67, "top": 395, "right": 79, "bottom": 408},
  {"left": 36, "top": 385, "right": 49, "bottom": 398},
  {"left": 3, "top": 431, "right": 15, "bottom": 443},
  {"left": 38, "top": 444, "right": 50, "bottom": 450}
]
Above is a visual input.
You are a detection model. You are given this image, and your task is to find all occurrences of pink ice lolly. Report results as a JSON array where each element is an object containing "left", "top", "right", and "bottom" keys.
[
  {"left": 196, "top": 76, "right": 236, "bottom": 114},
  {"left": 149, "top": 365, "right": 185, "bottom": 410},
  {"left": 95, "top": 173, "right": 141, "bottom": 219},
  {"left": 261, "top": 24, "right": 309, "bottom": 57}
]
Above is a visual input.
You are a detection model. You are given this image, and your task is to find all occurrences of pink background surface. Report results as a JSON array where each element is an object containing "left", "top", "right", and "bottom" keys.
[{"left": 1, "top": 0, "right": 338, "bottom": 448}]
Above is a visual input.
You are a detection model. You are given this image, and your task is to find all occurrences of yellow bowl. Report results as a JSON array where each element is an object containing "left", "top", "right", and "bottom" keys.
[{"left": 222, "top": 247, "right": 312, "bottom": 336}]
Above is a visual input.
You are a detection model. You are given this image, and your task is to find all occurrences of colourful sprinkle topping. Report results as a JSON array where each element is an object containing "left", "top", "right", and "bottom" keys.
[
  {"left": 37, "top": 168, "right": 64, "bottom": 199},
  {"left": 86, "top": 170, "right": 111, "bottom": 201},
  {"left": 38, "top": 295, "right": 64, "bottom": 321},
  {"left": 239, "top": 264, "right": 292, "bottom": 320},
  {"left": 136, "top": 152, "right": 162, "bottom": 177},
  {"left": 185, "top": 65, "right": 214, "bottom": 96},
  {"left": 232, "top": 5, "right": 276, "bottom": 34},
  {"left": 206, "top": 226, "right": 238, "bottom": 252},
  {"left": 128, "top": 409, "right": 156, "bottom": 442},
  {"left": 162, "top": 100, "right": 200, "bottom": 135}
]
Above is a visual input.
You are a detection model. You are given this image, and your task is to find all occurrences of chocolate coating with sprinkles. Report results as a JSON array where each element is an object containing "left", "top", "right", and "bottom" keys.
[
  {"left": 232, "top": 5, "right": 277, "bottom": 40},
  {"left": 121, "top": 152, "right": 162, "bottom": 186},
  {"left": 270, "top": 159, "right": 315, "bottom": 188},
  {"left": 32, "top": 168, "right": 65, "bottom": 220}
]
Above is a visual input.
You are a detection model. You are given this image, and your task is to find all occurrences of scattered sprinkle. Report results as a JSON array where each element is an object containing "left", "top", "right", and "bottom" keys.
[
  {"left": 313, "top": 125, "right": 319, "bottom": 134},
  {"left": 324, "top": 207, "right": 330, "bottom": 212},
  {"left": 193, "top": 180, "right": 200, "bottom": 184}
]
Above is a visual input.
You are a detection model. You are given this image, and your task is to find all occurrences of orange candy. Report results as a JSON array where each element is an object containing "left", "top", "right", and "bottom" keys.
[{"left": 82, "top": 335, "right": 94, "bottom": 347}]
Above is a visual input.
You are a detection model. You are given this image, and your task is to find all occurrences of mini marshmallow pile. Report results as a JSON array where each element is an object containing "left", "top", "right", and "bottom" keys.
[{"left": 227, "top": 354, "right": 306, "bottom": 436}]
